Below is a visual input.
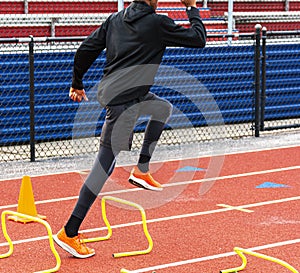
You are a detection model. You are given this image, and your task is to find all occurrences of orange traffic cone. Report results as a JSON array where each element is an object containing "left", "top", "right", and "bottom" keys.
[{"left": 8, "top": 176, "right": 46, "bottom": 223}]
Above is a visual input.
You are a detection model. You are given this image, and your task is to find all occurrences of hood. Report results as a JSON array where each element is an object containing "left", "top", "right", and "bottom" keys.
[{"left": 123, "top": 1, "right": 155, "bottom": 23}]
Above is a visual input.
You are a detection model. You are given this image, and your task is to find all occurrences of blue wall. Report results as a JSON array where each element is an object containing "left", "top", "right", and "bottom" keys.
[{"left": 1, "top": 43, "right": 299, "bottom": 146}]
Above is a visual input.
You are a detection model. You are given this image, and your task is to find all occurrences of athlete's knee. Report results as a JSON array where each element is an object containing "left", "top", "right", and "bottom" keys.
[
  {"left": 164, "top": 100, "right": 173, "bottom": 117},
  {"left": 152, "top": 99, "right": 172, "bottom": 121}
]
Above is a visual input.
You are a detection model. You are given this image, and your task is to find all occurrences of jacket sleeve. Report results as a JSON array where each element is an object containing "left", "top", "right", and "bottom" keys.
[
  {"left": 159, "top": 7, "right": 206, "bottom": 48},
  {"left": 72, "top": 21, "right": 108, "bottom": 90}
]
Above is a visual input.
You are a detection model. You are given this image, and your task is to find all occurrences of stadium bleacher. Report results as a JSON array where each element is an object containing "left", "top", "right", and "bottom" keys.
[
  {"left": 208, "top": 0, "right": 300, "bottom": 16},
  {"left": 0, "top": 13, "right": 110, "bottom": 37},
  {"left": 224, "top": 11, "right": 300, "bottom": 32},
  {"left": 1, "top": 0, "right": 299, "bottom": 38},
  {"left": 0, "top": 0, "right": 227, "bottom": 37},
  {"left": 0, "top": 0, "right": 117, "bottom": 14}
]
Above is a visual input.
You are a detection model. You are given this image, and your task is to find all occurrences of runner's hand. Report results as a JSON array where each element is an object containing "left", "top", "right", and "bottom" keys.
[{"left": 69, "top": 87, "right": 89, "bottom": 102}]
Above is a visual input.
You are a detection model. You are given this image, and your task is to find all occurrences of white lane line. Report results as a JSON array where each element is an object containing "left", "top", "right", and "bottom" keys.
[
  {"left": 3, "top": 237, "right": 299, "bottom": 273},
  {"left": 1, "top": 144, "right": 299, "bottom": 182},
  {"left": 144, "top": 195, "right": 300, "bottom": 224},
  {"left": 163, "top": 165, "right": 300, "bottom": 188},
  {"left": 121, "top": 238, "right": 300, "bottom": 273},
  {"left": 1, "top": 195, "right": 300, "bottom": 247},
  {"left": 0, "top": 165, "right": 299, "bottom": 210}
]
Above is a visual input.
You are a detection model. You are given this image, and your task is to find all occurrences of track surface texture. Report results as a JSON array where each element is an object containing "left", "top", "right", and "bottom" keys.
[{"left": 0, "top": 139, "right": 299, "bottom": 273}]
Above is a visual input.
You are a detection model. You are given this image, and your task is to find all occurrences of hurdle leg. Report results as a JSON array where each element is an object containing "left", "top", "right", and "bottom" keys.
[
  {"left": 0, "top": 210, "right": 14, "bottom": 259},
  {"left": 0, "top": 210, "right": 61, "bottom": 273},
  {"left": 120, "top": 269, "right": 132, "bottom": 273},
  {"left": 82, "top": 196, "right": 113, "bottom": 242},
  {"left": 83, "top": 196, "right": 153, "bottom": 258},
  {"left": 220, "top": 247, "right": 299, "bottom": 273}
]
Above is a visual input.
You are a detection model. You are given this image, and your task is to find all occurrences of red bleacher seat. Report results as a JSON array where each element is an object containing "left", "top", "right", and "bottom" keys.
[
  {"left": 225, "top": 11, "right": 300, "bottom": 32},
  {"left": 55, "top": 25, "right": 97, "bottom": 36},
  {"left": 0, "top": 0, "right": 117, "bottom": 14},
  {"left": 157, "top": 8, "right": 211, "bottom": 19},
  {"left": 207, "top": 0, "right": 300, "bottom": 17},
  {"left": 29, "top": 1, "right": 117, "bottom": 13},
  {"left": 0, "top": 0, "right": 24, "bottom": 14},
  {"left": 290, "top": 1, "right": 300, "bottom": 11}
]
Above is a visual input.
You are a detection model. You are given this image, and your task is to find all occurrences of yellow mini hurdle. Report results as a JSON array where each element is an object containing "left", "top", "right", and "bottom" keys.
[
  {"left": 0, "top": 210, "right": 61, "bottom": 273},
  {"left": 82, "top": 195, "right": 153, "bottom": 258},
  {"left": 220, "top": 246, "right": 299, "bottom": 273}
]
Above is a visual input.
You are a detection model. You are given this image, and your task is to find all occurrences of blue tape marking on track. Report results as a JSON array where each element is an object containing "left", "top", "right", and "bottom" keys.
[
  {"left": 176, "top": 166, "right": 206, "bottom": 172},
  {"left": 256, "top": 182, "right": 291, "bottom": 189}
]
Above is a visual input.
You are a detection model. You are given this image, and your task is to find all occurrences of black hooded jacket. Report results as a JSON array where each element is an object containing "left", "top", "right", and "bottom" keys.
[{"left": 72, "top": 1, "right": 207, "bottom": 106}]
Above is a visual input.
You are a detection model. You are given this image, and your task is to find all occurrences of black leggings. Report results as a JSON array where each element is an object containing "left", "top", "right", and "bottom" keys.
[
  {"left": 71, "top": 145, "right": 116, "bottom": 220},
  {"left": 71, "top": 94, "right": 172, "bottom": 220}
]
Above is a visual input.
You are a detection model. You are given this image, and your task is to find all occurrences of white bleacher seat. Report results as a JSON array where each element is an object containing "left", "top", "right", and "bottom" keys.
[
  {"left": 0, "top": 13, "right": 110, "bottom": 37},
  {"left": 224, "top": 11, "right": 300, "bottom": 22},
  {"left": 0, "top": 13, "right": 110, "bottom": 26}
]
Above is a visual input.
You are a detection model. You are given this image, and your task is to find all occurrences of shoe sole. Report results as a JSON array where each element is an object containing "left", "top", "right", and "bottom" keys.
[
  {"left": 53, "top": 235, "right": 95, "bottom": 259},
  {"left": 128, "top": 174, "right": 163, "bottom": 191}
]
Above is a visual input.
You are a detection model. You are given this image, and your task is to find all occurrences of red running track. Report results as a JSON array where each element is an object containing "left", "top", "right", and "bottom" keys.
[{"left": 0, "top": 145, "right": 299, "bottom": 273}]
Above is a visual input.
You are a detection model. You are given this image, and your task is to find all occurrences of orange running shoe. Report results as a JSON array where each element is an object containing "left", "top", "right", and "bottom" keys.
[
  {"left": 53, "top": 227, "right": 95, "bottom": 258},
  {"left": 128, "top": 166, "right": 163, "bottom": 191}
]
